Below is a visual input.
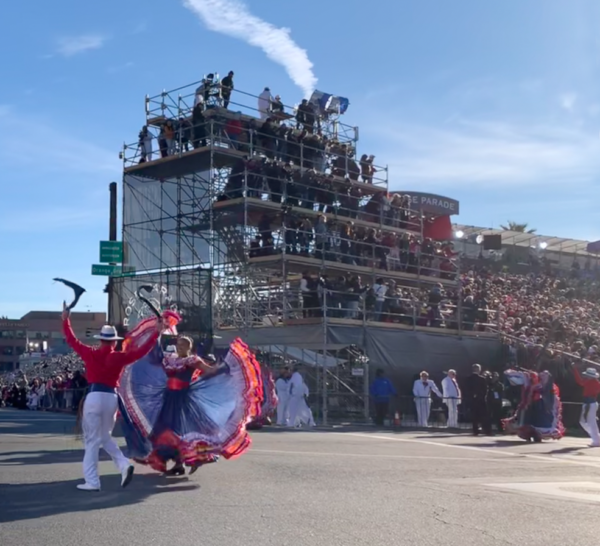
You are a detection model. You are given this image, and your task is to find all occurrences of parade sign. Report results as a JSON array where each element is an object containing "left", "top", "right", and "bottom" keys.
[
  {"left": 99, "top": 241, "right": 123, "bottom": 263},
  {"left": 392, "top": 192, "right": 460, "bottom": 216}
]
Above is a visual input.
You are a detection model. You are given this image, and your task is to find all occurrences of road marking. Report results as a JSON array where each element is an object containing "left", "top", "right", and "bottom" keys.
[
  {"left": 487, "top": 481, "right": 600, "bottom": 504},
  {"left": 340, "top": 433, "right": 600, "bottom": 469},
  {"left": 250, "top": 448, "right": 524, "bottom": 462}
]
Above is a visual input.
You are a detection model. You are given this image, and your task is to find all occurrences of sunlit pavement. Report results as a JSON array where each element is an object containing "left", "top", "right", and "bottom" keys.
[{"left": 2, "top": 408, "right": 600, "bottom": 546}]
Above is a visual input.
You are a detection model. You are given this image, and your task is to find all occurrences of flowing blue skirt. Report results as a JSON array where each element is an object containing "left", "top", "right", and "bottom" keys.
[{"left": 118, "top": 339, "right": 263, "bottom": 470}]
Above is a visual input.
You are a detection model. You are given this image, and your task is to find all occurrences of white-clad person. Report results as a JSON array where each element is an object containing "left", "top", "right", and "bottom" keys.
[
  {"left": 442, "top": 369, "right": 461, "bottom": 428},
  {"left": 258, "top": 87, "right": 273, "bottom": 119},
  {"left": 275, "top": 366, "right": 292, "bottom": 426},
  {"left": 413, "top": 371, "right": 442, "bottom": 427},
  {"left": 287, "top": 365, "right": 315, "bottom": 428}
]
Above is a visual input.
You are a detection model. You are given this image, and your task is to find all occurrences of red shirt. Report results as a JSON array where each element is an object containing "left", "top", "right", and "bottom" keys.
[
  {"left": 63, "top": 318, "right": 158, "bottom": 388},
  {"left": 573, "top": 367, "right": 600, "bottom": 399}
]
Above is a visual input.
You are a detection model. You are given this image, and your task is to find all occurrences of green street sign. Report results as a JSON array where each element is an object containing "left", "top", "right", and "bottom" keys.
[
  {"left": 100, "top": 241, "right": 123, "bottom": 263},
  {"left": 91, "top": 264, "right": 122, "bottom": 276},
  {"left": 115, "top": 265, "right": 137, "bottom": 278}
]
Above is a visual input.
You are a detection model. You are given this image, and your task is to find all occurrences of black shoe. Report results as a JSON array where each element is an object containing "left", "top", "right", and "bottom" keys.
[
  {"left": 188, "top": 464, "right": 201, "bottom": 475},
  {"left": 164, "top": 465, "right": 185, "bottom": 476},
  {"left": 121, "top": 465, "right": 134, "bottom": 488}
]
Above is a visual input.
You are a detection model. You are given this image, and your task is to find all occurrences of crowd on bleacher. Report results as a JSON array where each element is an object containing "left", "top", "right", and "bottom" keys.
[
  {"left": 0, "top": 353, "right": 87, "bottom": 411},
  {"left": 242, "top": 256, "right": 600, "bottom": 343}
]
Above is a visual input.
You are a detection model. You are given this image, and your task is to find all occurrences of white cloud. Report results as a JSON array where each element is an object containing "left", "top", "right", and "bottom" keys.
[
  {"left": 560, "top": 92, "right": 577, "bottom": 111},
  {"left": 0, "top": 108, "right": 120, "bottom": 176},
  {"left": 368, "top": 118, "right": 600, "bottom": 189},
  {"left": 56, "top": 34, "right": 108, "bottom": 57},
  {"left": 182, "top": 0, "right": 317, "bottom": 97}
]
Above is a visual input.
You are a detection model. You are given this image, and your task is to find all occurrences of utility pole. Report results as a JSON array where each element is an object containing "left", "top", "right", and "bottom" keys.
[{"left": 107, "top": 182, "right": 118, "bottom": 323}]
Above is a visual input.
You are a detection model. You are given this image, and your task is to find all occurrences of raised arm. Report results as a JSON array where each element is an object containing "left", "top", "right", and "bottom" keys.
[
  {"left": 111, "top": 322, "right": 162, "bottom": 367},
  {"left": 62, "top": 306, "right": 94, "bottom": 361},
  {"left": 572, "top": 365, "right": 585, "bottom": 387}
]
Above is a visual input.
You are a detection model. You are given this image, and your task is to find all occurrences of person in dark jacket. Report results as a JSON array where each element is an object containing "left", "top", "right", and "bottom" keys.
[
  {"left": 220, "top": 71, "right": 234, "bottom": 108},
  {"left": 464, "top": 363, "right": 491, "bottom": 435},
  {"left": 486, "top": 372, "right": 505, "bottom": 433},
  {"left": 370, "top": 369, "right": 397, "bottom": 426}
]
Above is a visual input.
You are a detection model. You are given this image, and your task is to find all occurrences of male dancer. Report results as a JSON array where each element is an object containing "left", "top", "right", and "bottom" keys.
[
  {"left": 62, "top": 303, "right": 163, "bottom": 491},
  {"left": 572, "top": 362, "right": 600, "bottom": 447}
]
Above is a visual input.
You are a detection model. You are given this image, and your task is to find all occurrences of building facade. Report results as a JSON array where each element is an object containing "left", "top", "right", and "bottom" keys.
[
  {"left": 0, "top": 319, "right": 28, "bottom": 372},
  {"left": 20, "top": 311, "right": 107, "bottom": 354}
]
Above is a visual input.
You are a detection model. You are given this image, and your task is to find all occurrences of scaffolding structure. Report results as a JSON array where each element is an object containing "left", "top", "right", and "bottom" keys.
[{"left": 115, "top": 81, "right": 501, "bottom": 423}]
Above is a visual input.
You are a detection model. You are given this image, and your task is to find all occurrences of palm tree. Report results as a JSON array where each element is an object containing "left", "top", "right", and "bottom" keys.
[{"left": 500, "top": 221, "right": 536, "bottom": 234}]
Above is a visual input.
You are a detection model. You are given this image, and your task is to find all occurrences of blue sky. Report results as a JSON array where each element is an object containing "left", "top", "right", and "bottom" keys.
[{"left": 1, "top": 0, "right": 599, "bottom": 317}]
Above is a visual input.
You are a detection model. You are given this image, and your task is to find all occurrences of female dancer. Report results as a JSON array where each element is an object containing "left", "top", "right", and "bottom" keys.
[
  {"left": 247, "top": 367, "right": 278, "bottom": 430},
  {"left": 502, "top": 368, "right": 564, "bottom": 442},
  {"left": 118, "top": 302, "right": 263, "bottom": 475}
]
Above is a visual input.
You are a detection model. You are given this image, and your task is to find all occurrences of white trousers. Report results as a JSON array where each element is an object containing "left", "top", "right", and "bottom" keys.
[
  {"left": 415, "top": 398, "right": 431, "bottom": 427},
  {"left": 580, "top": 402, "right": 600, "bottom": 446},
  {"left": 276, "top": 397, "right": 290, "bottom": 425},
  {"left": 445, "top": 399, "right": 459, "bottom": 428},
  {"left": 82, "top": 392, "right": 130, "bottom": 488},
  {"left": 288, "top": 396, "right": 315, "bottom": 427}
]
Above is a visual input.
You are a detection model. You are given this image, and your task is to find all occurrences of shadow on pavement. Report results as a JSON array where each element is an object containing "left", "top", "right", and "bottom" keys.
[
  {"left": 0, "top": 474, "right": 199, "bottom": 524},
  {"left": 0, "top": 449, "right": 93, "bottom": 466}
]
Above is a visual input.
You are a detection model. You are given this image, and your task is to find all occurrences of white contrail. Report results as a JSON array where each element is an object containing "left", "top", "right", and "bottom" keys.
[{"left": 182, "top": 0, "right": 317, "bottom": 97}]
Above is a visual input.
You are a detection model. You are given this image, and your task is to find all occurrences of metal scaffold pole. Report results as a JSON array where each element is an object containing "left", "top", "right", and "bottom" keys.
[{"left": 322, "top": 290, "right": 328, "bottom": 426}]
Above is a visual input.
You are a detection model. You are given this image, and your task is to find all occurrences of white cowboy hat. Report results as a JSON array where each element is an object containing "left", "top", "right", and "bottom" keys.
[
  {"left": 582, "top": 368, "right": 600, "bottom": 379},
  {"left": 93, "top": 325, "right": 123, "bottom": 341}
]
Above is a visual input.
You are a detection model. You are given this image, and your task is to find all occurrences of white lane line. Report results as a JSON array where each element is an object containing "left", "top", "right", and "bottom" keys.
[
  {"left": 250, "top": 448, "right": 524, "bottom": 462},
  {"left": 339, "top": 433, "right": 600, "bottom": 469}
]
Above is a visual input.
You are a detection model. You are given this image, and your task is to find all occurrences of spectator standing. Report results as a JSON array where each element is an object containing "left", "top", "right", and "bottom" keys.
[
  {"left": 370, "top": 369, "right": 397, "bottom": 426},
  {"left": 275, "top": 367, "right": 291, "bottom": 426},
  {"left": 372, "top": 278, "right": 388, "bottom": 322},
  {"left": 258, "top": 87, "right": 273, "bottom": 119},
  {"left": 486, "top": 372, "right": 505, "bottom": 432},
  {"left": 442, "top": 369, "right": 461, "bottom": 428},
  {"left": 412, "top": 371, "right": 442, "bottom": 427},
  {"left": 465, "top": 364, "right": 491, "bottom": 436},
  {"left": 220, "top": 70, "right": 234, "bottom": 108}
]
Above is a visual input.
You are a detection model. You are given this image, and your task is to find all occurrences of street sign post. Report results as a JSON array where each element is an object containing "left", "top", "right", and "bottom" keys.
[
  {"left": 99, "top": 241, "right": 123, "bottom": 263},
  {"left": 91, "top": 264, "right": 122, "bottom": 276}
]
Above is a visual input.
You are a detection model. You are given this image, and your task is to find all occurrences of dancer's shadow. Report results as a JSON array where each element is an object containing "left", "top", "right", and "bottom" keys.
[
  {"left": 0, "top": 474, "right": 198, "bottom": 524},
  {"left": 546, "top": 446, "right": 588, "bottom": 455},
  {"left": 0, "top": 449, "right": 91, "bottom": 466},
  {"left": 458, "top": 439, "right": 527, "bottom": 448}
]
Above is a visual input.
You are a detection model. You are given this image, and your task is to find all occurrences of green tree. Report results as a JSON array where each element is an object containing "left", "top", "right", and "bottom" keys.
[{"left": 500, "top": 221, "right": 536, "bottom": 233}]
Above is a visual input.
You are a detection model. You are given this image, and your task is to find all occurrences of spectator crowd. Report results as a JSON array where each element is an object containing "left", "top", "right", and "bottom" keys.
[{"left": 0, "top": 353, "right": 87, "bottom": 412}]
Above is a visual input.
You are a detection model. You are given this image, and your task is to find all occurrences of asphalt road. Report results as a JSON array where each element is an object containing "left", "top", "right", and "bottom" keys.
[{"left": 2, "top": 409, "right": 600, "bottom": 546}]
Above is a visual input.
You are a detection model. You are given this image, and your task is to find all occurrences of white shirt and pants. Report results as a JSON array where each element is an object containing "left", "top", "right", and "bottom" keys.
[
  {"left": 442, "top": 376, "right": 461, "bottom": 428},
  {"left": 82, "top": 391, "right": 131, "bottom": 490},
  {"left": 287, "top": 372, "right": 315, "bottom": 427},
  {"left": 413, "top": 379, "right": 442, "bottom": 427},
  {"left": 258, "top": 89, "right": 273, "bottom": 119},
  {"left": 275, "top": 377, "right": 290, "bottom": 426}
]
